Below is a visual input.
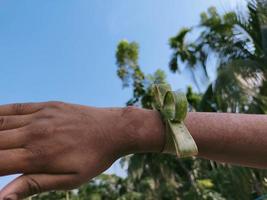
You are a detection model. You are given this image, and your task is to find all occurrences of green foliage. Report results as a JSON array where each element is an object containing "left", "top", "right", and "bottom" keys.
[
  {"left": 169, "top": 0, "right": 267, "bottom": 113},
  {"left": 32, "top": 191, "right": 71, "bottom": 200},
  {"left": 32, "top": 1, "right": 267, "bottom": 199},
  {"left": 77, "top": 174, "right": 127, "bottom": 200},
  {"left": 116, "top": 40, "right": 145, "bottom": 106},
  {"left": 113, "top": 1, "right": 267, "bottom": 199}
]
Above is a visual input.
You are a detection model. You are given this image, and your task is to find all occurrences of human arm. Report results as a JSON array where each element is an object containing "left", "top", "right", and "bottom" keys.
[
  {"left": 185, "top": 112, "right": 267, "bottom": 169},
  {"left": 119, "top": 106, "right": 267, "bottom": 169},
  {"left": 0, "top": 102, "right": 266, "bottom": 200}
]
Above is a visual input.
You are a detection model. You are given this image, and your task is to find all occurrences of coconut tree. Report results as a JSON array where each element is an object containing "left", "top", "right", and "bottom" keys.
[
  {"left": 169, "top": 0, "right": 267, "bottom": 113},
  {"left": 115, "top": 1, "right": 267, "bottom": 199}
]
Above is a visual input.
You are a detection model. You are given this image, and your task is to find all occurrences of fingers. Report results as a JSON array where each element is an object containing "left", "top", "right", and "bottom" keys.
[
  {"left": 0, "top": 128, "right": 28, "bottom": 150},
  {"left": 0, "top": 174, "right": 80, "bottom": 200},
  {"left": 0, "top": 149, "right": 31, "bottom": 176},
  {"left": 0, "top": 103, "right": 44, "bottom": 116},
  {"left": 0, "top": 115, "right": 33, "bottom": 131}
]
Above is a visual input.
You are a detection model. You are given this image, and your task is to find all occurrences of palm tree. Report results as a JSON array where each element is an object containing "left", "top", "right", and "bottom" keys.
[
  {"left": 115, "top": 1, "right": 267, "bottom": 199},
  {"left": 169, "top": 0, "right": 267, "bottom": 114}
]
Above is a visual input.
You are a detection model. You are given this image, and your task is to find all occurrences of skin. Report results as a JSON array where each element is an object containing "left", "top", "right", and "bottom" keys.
[{"left": 0, "top": 102, "right": 266, "bottom": 200}]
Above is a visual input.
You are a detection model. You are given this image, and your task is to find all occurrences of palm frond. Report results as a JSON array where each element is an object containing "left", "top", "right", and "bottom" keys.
[{"left": 261, "top": 26, "right": 267, "bottom": 55}]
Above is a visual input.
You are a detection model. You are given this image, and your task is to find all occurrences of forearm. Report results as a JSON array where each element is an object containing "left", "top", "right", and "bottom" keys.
[
  {"left": 0, "top": 101, "right": 266, "bottom": 200},
  {"left": 121, "top": 107, "right": 267, "bottom": 169},
  {"left": 186, "top": 112, "right": 267, "bottom": 168}
]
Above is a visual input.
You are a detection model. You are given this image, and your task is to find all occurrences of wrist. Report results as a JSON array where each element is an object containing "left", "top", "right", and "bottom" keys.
[{"left": 117, "top": 106, "right": 166, "bottom": 155}]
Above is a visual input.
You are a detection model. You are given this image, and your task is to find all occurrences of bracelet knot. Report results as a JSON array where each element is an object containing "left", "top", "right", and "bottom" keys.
[{"left": 152, "top": 84, "right": 198, "bottom": 158}]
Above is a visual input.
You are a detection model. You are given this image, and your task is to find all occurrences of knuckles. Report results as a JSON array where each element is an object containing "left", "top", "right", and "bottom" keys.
[
  {"left": 21, "top": 175, "right": 43, "bottom": 195},
  {"left": 12, "top": 103, "right": 26, "bottom": 114},
  {"left": 33, "top": 101, "right": 66, "bottom": 120},
  {"left": 45, "top": 101, "right": 67, "bottom": 110},
  {"left": 0, "top": 116, "right": 7, "bottom": 129},
  {"left": 35, "top": 101, "right": 68, "bottom": 120}
]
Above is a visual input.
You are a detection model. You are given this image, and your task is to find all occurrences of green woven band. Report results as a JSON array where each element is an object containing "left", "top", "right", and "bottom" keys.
[{"left": 152, "top": 84, "right": 198, "bottom": 158}]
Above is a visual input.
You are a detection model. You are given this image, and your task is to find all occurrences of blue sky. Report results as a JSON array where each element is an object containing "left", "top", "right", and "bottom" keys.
[{"left": 0, "top": 0, "right": 244, "bottom": 189}]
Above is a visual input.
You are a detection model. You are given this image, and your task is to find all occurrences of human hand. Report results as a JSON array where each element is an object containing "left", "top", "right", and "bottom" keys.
[{"left": 0, "top": 102, "right": 165, "bottom": 200}]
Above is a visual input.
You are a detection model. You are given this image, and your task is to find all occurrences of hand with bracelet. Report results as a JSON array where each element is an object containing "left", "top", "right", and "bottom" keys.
[{"left": 0, "top": 85, "right": 266, "bottom": 200}]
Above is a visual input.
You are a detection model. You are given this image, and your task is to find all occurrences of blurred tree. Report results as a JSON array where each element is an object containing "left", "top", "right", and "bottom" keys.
[
  {"left": 115, "top": 40, "right": 230, "bottom": 200},
  {"left": 115, "top": 1, "right": 267, "bottom": 200},
  {"left": 169, "top": 1, "right": 267, "bottom": 113},
  {"left": 32, "top": 191, "right": 71, "bottom": 200},
  {"left": 32, "top": 1, "right": 267, "bottom": 199}
]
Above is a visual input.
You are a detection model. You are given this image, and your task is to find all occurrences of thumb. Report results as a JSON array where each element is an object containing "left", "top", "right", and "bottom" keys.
[{"left": 0, "top": 174, "right": 79, "bottom": 200}]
